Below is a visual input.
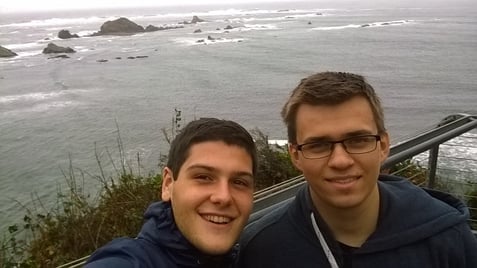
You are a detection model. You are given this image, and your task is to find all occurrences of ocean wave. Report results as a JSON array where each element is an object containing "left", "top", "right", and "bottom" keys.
[
  {"left": 149, "top": 8, "right": 325, "bottom": 19},
  {"left": 0, "top": 91, "right": 65, "bottom": 104},
  {"left": 0, "top": 16, "right": 116, "bottom": 28},
  {"left": 0, "top": 8, "right": 327, "bottom": 29},
  {"left": 1, "top": 101, "right": 78, "bottom": 117},
  {"left": 242, "top": 24, "right": 279, "bottom": 31},
  {"left": 33, "top": 101, "right": 76, "bottom": 110},
  {"left": 0, "top": 88, "right": 91, "bottom": 104},
  {"left": 413, "top": 133, "right": 477, "bottom": 181},
  {"left": 4, "top": 42, "right": 44, "bottom": 50},
  {"left": 268, "top": 139, "right": 288, "bottom": 147},
  {"left": 311, "top": 20, "right": 414, "bottom": 31},
  {"left": 226, "top": 12, "right": 324, "bottom": 23},
  {"left": 173, "top": 37, "right": 245, "bottom": 46},
  {"left": 15, "top": 50, "right": 43, "bottom": 58}
]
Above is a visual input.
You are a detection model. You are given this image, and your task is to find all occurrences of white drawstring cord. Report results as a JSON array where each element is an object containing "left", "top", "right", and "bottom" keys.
[{"left": 311, "top": 212, "right": 339, "bottom": 268}]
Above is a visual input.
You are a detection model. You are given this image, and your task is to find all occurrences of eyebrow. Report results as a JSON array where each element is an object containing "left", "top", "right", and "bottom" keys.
[
  {"left": 302, "top": 130, "right": 375, "bottom": 144},
  {"left": 186, "top": 164, "right": 254, "bottom": 180}
]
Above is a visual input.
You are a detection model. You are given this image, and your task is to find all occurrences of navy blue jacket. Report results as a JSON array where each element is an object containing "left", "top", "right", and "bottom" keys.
[
  {"left": 239, "top": 175, "right": 477, "bottom": 268},
  {"left": 85, "top": 201, "right": 238, "bottom": 268}
]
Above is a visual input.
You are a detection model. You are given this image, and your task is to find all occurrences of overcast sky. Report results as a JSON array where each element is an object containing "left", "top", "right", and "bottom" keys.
[
  {"left": 0, "top": 0, "right": 298, "bottom": 12},
  {"left": 0, "top": 0, "right": 473, "bottom": 13}
]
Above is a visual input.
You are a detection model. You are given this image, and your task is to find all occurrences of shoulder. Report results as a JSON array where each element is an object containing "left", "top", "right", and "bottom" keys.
[
  {"left": 427, "top": 222, "right": 477, "bottom": 266},
  {"left": 85, "top": 237, "right": 164, "bottom": 268},
  {"left": 240, "top": 198, "right": 292, "bottom": 247}
]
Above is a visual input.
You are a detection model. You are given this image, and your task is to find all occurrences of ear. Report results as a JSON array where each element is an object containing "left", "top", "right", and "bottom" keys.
[
  {"left": 378, "top": 132, "right": 391, "bottom": 163},
  {"left": 161, "top": 167, "right": 174, "bottom": 201},
  {"left": 288, "top": 144, "right": 303, "bottom": 171}
]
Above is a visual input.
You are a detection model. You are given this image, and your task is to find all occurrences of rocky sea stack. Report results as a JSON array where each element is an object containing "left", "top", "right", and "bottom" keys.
[
  {"left": 0, "top": 46, "right": 17, "bottom": 57},
  {"left": 94, "top": 17, "right": 145, "bottom": 35},
  {"left": 58, "top": 30, "right": 79, "bottom": 39},
  {"left": 42, "top": 43, "right": 76, "bottom": 54}
]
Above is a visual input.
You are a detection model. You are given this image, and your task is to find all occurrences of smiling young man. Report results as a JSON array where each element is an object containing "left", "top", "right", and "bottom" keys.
[
  {"left": 238, "top": 72, "right": 477, "bottom": 268},
  {"left": 85, "top": 118, "right": 257, "bottom": 268}
]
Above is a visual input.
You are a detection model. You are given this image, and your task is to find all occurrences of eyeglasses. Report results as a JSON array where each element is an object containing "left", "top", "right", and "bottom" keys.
[{"left": 295, "top": 135, "right": 381, "bottom": 159}]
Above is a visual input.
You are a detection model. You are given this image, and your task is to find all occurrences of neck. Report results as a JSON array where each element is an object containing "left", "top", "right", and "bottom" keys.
[{"left": 311, "top": 185, "right": 380, "bottom": 247}]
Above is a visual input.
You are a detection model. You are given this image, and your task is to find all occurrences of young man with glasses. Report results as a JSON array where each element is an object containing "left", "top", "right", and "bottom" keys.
[{"left": 238, "top": 72, "right": 477, "bottom": 268}]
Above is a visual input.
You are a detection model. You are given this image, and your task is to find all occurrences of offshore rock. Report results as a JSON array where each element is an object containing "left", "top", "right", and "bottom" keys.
[
  {"left": 180, "top": 15, "right": 205, "bottom": 24},
  {"left": 42, "top": 43, "right": 76, "bottom": 54},
  {"left": 145, "top": 24, "right": 184, "bottom": 32},
  {"left": 145, "top": 25, "right": 160, "bottom": 32},
  {"left": 191, "top": 16, "right": 205, "bottom": 23},
  {"left": 0, "top": 46, "right": 17, "bottom": 57},
  {"left": 58, "top": 29, "right": 79, "bottom": 39},
  {"left": 96, "top": 17, "right": 144, "bottom": 35}
]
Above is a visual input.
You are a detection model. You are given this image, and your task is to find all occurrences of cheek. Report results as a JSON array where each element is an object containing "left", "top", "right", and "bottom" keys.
[
  {"left": 300, "top": 160, "right": 323, "bottom": 173},
  {"left": 235, "top": 191, "right": 254, "bottom": 209}
]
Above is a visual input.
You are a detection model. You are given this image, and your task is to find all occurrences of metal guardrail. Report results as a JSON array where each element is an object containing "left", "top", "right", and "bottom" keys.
[
  {"left": 57, "top": 256, "right": 90, "bottom": 268},
  {"left": 59, "top": 113, "right": 477, "bottom": 267},
  {"left": 252, "top": 114, "right": 477, "bottom": 215},
  {"left": 384, "top": 114, "right": 477, "bottom": 170}
]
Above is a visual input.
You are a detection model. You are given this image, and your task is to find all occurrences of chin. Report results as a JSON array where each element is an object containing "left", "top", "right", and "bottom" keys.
[{"left": 200, "top": 245, "right": 231, "bottom": 256}]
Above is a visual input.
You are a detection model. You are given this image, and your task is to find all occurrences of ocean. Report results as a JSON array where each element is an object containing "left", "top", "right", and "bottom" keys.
[{"left": 1, "top": 1, "right": 476, "bottom": 231}]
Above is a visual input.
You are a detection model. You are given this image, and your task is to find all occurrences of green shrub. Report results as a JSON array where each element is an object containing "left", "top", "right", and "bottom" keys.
[
  {"left": 465, "top": 186, "right": 477, "bottom": 230},
  {"left": 0, "top": 127, "right": 300, "bottom": 267}
]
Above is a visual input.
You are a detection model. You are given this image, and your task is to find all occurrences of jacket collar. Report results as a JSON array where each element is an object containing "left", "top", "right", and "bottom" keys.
[{"left": 139, "top": 201, "right": 239, "bottom": 267}]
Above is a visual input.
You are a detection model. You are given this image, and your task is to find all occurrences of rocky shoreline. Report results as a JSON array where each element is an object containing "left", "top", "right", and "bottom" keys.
[{"left": 0, "top": 16, "right": 206, "bottom": 58}]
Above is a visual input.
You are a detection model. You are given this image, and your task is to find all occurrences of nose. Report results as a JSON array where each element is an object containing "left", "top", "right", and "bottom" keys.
[
  {"left": 327, "top": 143, "right": 354, "bottom": 169},
  {"left": 210, "top": 180, "right": 232, "bottom": 205}
]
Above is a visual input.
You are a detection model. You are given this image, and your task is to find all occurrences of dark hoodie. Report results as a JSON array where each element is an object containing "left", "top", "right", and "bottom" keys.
[
  {"left": 239, "top": 175, "right": 477, "bottom": 268},
  {"left": 85, "top": 201, "right": 238, "bottom": 268}
]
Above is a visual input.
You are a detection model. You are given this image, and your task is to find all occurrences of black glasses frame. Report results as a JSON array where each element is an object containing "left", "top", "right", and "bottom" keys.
[{"left": 296, "top": 134, "right": 381, "bottom": 159}]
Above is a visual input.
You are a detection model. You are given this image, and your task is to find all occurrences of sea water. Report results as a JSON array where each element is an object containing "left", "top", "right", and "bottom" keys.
[{"left": 1, "top": 1, "right": 476, "bottom": 230}]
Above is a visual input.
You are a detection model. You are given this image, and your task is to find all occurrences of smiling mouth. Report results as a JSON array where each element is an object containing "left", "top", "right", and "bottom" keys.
[
  {"left": 203, "top": 215, "right": 232, "bottom": 224},
  {"left": 327, "top": 177, "right": 358, "bottom": 184}
]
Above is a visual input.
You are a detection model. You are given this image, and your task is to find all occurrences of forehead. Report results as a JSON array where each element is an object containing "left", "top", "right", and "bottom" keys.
[
  {"left": 295, "top": 97, "right": 377, "bottom": 140},
  {"left": 181, "top": 141, "right": 253, "bottom": 171}
]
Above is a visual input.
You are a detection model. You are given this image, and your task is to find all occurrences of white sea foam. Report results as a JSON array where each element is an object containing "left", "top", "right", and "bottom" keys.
[
  {"left": 4, "top": 42, "right": 44, "bottom": 50},
  {"left": 268, "top": 139, "right": 288, "bottom": 147},
  {"left": 76, "top": 30, "right": 96, "bottom": 37},
  {"left": 142, "top": 8, "right": 325, "bottom": 20},
  {"left": 0, "top": 8, "right": 328, "bottom": 30},
  {"left": 200, "top": 23, "right": 278, "bottom": 34},
  {"left": 0, "top": 16, "right": 116, "bottom": 28},
  {"left": 0, "top": 89, "right": 90, "bottom": 104},
  {"left": 311, "top": 24, "right": 361, "bottom": 31},
  {"left": 311, "top": 20, "right": 413, "bottom": 31},
  {"left": 0, "top": 91, "right": 65, "bottom": 104},
  {"left": 173, "top": 37, "right": 245, "bottom": 46},
  {"left": 1, "top": 101, "right": 78, "bottom": 118},
  {"left": 243, "top": 24, "right": 279, "bottom": 30},
  {"left": 15, "top": 51, "right": 43, "bottom": 58},
  {"left": 32, "top": 101, "right": 76, "bottom": 111},
  {"left": 227, "top": 12, "right": 323, "bottom": 23},
  {"left": 413, "top": 133, "right": 477, "bottom": 181}
]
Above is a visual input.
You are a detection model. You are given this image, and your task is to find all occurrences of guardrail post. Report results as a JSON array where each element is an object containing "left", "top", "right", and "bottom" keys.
[{"left": 427, "top": 146, "right": 440, "bottom": 189}]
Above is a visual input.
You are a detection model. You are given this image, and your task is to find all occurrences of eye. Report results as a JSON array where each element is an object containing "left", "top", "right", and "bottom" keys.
[
  {"left": 348, "top": 136, "right": 373, "bottom": 144},
  {"left": 232, "top": 177, "right": 253, "bottom": 189},
  {"left": 194, "top": 174, "right": 212, "bottom": 181},
  {"left": 304, "top": 142, "right": 329, "bottom": 152}
]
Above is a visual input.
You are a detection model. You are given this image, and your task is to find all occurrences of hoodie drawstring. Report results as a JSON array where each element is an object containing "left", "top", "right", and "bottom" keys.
[{"left": 311, "top": 212, "right": 339, "bottom": 268}]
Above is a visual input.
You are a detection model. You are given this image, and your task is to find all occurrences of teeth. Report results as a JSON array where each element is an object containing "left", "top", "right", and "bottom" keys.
[
  {"left": 333, "top": 178, "right": 355, "bottom": 184},
  {"left": 204, "top": 215, "right": 231, "bottom": 224}
]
